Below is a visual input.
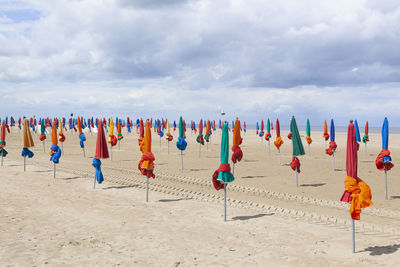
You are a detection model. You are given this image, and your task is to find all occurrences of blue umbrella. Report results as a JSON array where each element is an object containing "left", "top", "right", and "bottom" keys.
[
  {"left": 354, "top": 120, "right": 361, "bottom": 142},
  {"left": 330, "top": 119, "right": 335, "bottom": 142},
  {"left": 382, "top": 118, "right": 389, "bottom": 151}
]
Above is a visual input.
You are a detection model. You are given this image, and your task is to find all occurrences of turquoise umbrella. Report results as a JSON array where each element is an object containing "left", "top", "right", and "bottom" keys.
[
  {"left": 212, "top": 122, "right": 234, "bottom": 221},
  {"left": 290, "top": 116, "right": 305, "bottom": 186}
]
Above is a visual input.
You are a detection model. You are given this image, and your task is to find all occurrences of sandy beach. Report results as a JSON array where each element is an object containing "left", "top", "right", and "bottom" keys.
[{"left": 1, "top": 127, "right": 400, "bottom": 266}]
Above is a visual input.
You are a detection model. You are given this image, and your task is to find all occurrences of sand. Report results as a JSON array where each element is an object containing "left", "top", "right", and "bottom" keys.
[{"left": 1, "top": 126, "right": 400, "bottom": 266}]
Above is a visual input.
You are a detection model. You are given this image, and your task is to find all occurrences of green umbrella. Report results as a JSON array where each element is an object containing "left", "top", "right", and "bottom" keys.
[
  {"left": 176, "top": 116, "right": 187, "bottom": 170},
  {"left": 306, "top": 119, "right": 311, "bottom": 155},
  {"left": 291, "top": 116, "right": 305, "bottom": 157},
  {"left": 179, "top": 116, "right": 183, "bottom": 138},
  {"left": 267, "top": 118, "right": 270, "bottom": 133},
  {"left": 290, "top": 116, "right": 305, "bottom": 186},
  {"left": 40, "top": 120, "right": 46, "bottom": 152},
  {"left": 218, "top": 123, "right": 234, "bottom": 183}
]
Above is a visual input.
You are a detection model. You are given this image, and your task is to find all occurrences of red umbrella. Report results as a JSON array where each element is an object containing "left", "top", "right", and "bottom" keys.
[
  {"left": 274, "top": 119, "right": 283, "bottom": 165},
  {"left": 92, "top": 121, "right": 109, "bottom": 188},
  {"left": 340, "top": 121, "right": 373, "bottom": 252}
]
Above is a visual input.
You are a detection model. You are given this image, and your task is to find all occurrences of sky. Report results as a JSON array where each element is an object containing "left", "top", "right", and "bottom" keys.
[{"left": 1, "top": 0, "right": 400, "bottom": 126}]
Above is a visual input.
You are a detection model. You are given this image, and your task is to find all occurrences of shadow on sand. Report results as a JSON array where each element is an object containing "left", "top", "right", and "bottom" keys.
[
  {"left": 361, "top": 244, "right": 400, "bottom": 256},
  {"left": 232, "top": 213, "right": 274, "bottom": 221}
]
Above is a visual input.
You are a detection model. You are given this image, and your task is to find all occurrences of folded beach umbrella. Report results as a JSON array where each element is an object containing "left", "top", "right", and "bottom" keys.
[
  {"left": 231, "top": 118, "right": 243, "bottom": 166},
  {"left": 340, "top": 121, "right": 372, "bottom": 253},
  {"left": 138, "top": 119, "right": 144, "bottom": 148},
  {"left": 376, "top": 117, "right": 394, "bottom": 199},
  {"left": 108, "top": 118, "right": 117, "bottom": 159},
  {"left": 326, "top": 119, "right": 337, "bottom": 171},
  {"left": 39, "top": 119, "right": 46, "bottom": 152},
  {"left": 139, "top": 120, "right": 155, "bottom": 201},
  {"left": 58, "top": 118, "right": 65, "bottom": 155},
  {"left": 362, "top": 121, "right": 369, "bottom": 154},
  {"left": 256, "top": 122, "right": 259, "bottom": 135},
  {"left": 354, "top": 120, "right": 361, "bottom": 143},
  {"left": 0, "top": 121, "right": 7, "bottom": 165},
  {"left": 264, "top": 118, "right": 272, "bottom": 154},
  {"left": 77, "top": 117, "right": 86, "bottom": 157},
  {"left": 92, "top": 121, "right": 109, "bottom": 188},
  {"left": 197, "top": 119, "right": 204, "bottom": 158},
  {"left": 259, "top": 120, "right": 264, "bottom": 137},
  {"left": 127, "top": 117, "right": 132, "bottom": 133},
  {"left": 21, "top": 119, "right": 34, "bottom": 171},
  {"left": 165, "top": 119, "right": 173, "bottom": 154},
  {"left": 243, "top": 121, "right": 247, "bottom": 133},
  {"left": 173, "top": 120, "right": 176, "bottom": 131},
  {"left": 176, "top": 116, "right": 187, "bottom": 170},
  {"left": 290, "top": 116, "right": 305, "bottom": 186},
  {"left": 323, "top": 120, "right": 330, "bottom": 147},
  {"left": 205, "top": 120, "right": 211, "bottom": 143},
  {"left": 306, "top": 119, "right": 312, "bottom": 155},
  {"left": 274, "top": 119, "right": 284, "bottom": 164},
  {"left": 287, "top": 120, "right": 292, "bottom": 140},
  {"left": 117, "top": 119, "right": 123, "bottom": 149},
  {"left": 212, "top": 122, "right": 234, "bottom": 221},
  {"left": 50, "top": 120, "right": 61, "bottom": 178}
]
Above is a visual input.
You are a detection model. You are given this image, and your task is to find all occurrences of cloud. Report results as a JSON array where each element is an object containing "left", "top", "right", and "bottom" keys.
[{"left": 0, "top": 0, "right": 400, "bottom": 126}]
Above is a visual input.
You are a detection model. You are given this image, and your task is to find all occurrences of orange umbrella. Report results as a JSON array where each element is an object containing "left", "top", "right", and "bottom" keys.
[
  {"left": 139, "top": 120, "right": 155, "bottom": 202},
  {"left": 274, "top": 119, "right": 283, "bottom": 165},
  {"left": 323, "top": 120, "right": 329, "bottom": 142},
  {"left": 21, "top": 119, "right": 34, "bottom": 171},
  {"left": 231, "top": 118, "right": 243, "bottom": 164}
]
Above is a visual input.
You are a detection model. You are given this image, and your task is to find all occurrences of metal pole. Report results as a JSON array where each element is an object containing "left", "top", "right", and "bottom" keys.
[
  {"left": 61, "top": 142, "right": 64, "bottom": 155},
  {"left": 146, "top": 171, "right": 149, "bottom": 202},
  {"left": 118, "top": 140, "right": 121, "bottom": 150},
  {"left": 325, "top": 140, "right": 327, "bottom": 149},
  {"left": 308, "top": 144, "right": 310, "bottom": 156},
  {"left": 278, "top": 149, "right": 281, "bottom": 165},
  {"left": 332, "top": 151, "right": 335, "bottom": 172},
  {"left": 268, "top": 140, "right": 270, "bottom": 155},
  {"left": 54, "top": 163, "right": 56, "bottom": 179},
  {"left": 385, "top": 163, "right": 388, "bottom": 200},
  {"left": 199, "top": 143, "right": 201, "bottom": 158},
  {"left": 295, "top": 166, "right": 298, "bottom": 187},
  {"left": 168, "top": 141, "right": 170, "bottom": 154},
  {"left": 352, "top": 219, "right": 355, "bottom": 253},
  {"left": 224, "top": 183, "right": 227, "bottom": 222},
  {"left": 207, "top": 142, "right": 208, "bottom": 151},
  {"left": 93, "top": 175, "right": 96, "bottom": 189},
  {"left": 232, "top": 163, "right": 235, "bottom": 176},
  {"left": 159, "top": 136, "right": 161, "bottom": 147},
  {"left": 82, "top": 147, "right": 86, "bottom": 158},
  {"left": 43, "top": 140, "right": 45, "bottom": 152},
  {"left": 180, "top": 150, "right": 183, "bottom": 171},
  {"left": 1, "top": 154, "right": 3, "bottom": 166},
  {"left": 24, "top": 156, "right": 26, "bottom": 172},
  {"left": 364, "top": 143, "right": 367, "bottom": 156},
  {"left": 110, "top": 145, "right": 113, "bottom": 160}
]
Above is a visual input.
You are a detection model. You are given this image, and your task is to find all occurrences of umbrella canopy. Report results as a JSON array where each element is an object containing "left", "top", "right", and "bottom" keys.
[
  {"left": 95, "top": 121, "right": 109, "bottom": 159},
  {"left": 77, "top": 117, "right": 86, "bottom": 148},
  {"left": 205, "top": 120, "right": 211, "bottom": 141},
  {"left": 51, "top": 120, "right": 58, "bottom": 147},
  {"left": 376, "top": 118, "right": 394, "bottom": 171},
  {"left": 306, "top": 119, "right": 312, "bottom": 144},
  {"left": 212, "top": 123, "right": 234, "bottom": 190},
  {"left": 354, "top": 120, "right": 361, "bottom": 142},
  {"left": 330, "top": 119, "right": 335, "bottom": 142},
  {"left": 274, "top": 119, "right": 283, "bottom": 149},
  {"left": 362, "top": 121, "right": 369, "bottom": 143},
  {"left": 341, "top": 121, "right": 373, "bottom": 220},
  {"left": 0, "top": 121, "right": 7, "bottom": 157},
  {"left": 259, "top": 120, "right": 264, "bottom": 137},
  {"left": 291, "top": 116, "right": 305, "bottom": 157},
  {"left": 176, "top": 116, "right": 187, "bottom": 150},
  {"left": 22, "top": 119, "right": 34, "bottom": 148},
  {"left": 197, "top": 119, "right": 204, "bottom": 145},
  {"left": 166, "top": 120, "right": 173, "bottom": 141},
  {"left": 139, "top": 120, "right": 155, "bottom": 178},
  {"left": 265, "top": 118, "right": 272, "bottom": 140},
  {"left": 323, "top": 120, "right": 329, "bottom": 140},
  {"left": 232, "top": 118, "right": 243, "bottom": 163},
  {"left": 117, "top": 119, "right": 123, "bottom": 140},
  {"left": 39, "top": 120, "right": 46, "bottom": 141},
  {"left": 58, "top": 118, "right": 65, "bottom": 142},
  {"left": 199, "top": 119, "right": 203, "bottom": 134}
]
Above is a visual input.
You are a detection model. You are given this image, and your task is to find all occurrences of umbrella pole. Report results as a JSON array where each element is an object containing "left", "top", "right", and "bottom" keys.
[
  {"left": 278, "top": 149, "right": 281, "bottom": 165},
  {"left": 308, "top": 144, "right": 310, "bottom": 156},
  {"left": 224, "top": 183, "right": 227, "bottom": 222},
  {"left": 268, "top": 140, "right": 270, "bottom": 155},
  {"left": 168, "top": 141, "right": 170, "bottom": 154},
  {"left": 352, "top": 219, "right": 355, "bottom": 253},
  {"left": 207, "top": 142, "right": 208, "bottom": 151},
  {"left": 260, "top": 136, "right": 262, "bottom": 145},
  {"left": 43, "top": 140, "right": 45, "bottom": 152},
  {"left": 119, "top": 140, "right": 121, "bottom": 150},
  {"left": 61, "top": 142, "right": 64, "bottom": 155},
  {"left": 160, "top": 136, "right": 161, "bottom": 147},
  {"left": 232, "top": 163, "right": 235, "bottom": 176},
  {"left": 82, "top": 147, "right": 86, "bottom": 158},
  {"left": 180, "top": 151, "right": 183, "bottom": 171},
  {"left": 332, "top": 151, "right": 335, "bottom": 172},
  {"left": 54, "top": 163, "right": 56, "bottom": 179},
  {"left": 146, "top": 171, "right": 149, "bottom": 202},
  {"left": 325, "top": 140, "right": 327, "bottom": 149},
  {"left": 93, "top": 174, "right": 96, "bottom": 189},
  {"left": 1, "top": 154, "right": 3, "bottom": 166},
  {"left": 24, "top": 156, "right": 26, "bottom": 172},
  {"left": 110, "top": 145, "right": 113, "bottom": 160},
  {"left": 295, "top": 167, "right": 298, "bottom": 187},
  {"left": 385, "top": 163, "right": 388, "bottom": 200},
  {"left": 199, "top": 143, "right": 201, "bottom": 158},
  {"left": 364, "top": 143, "right": 367, "bottom": 156}
]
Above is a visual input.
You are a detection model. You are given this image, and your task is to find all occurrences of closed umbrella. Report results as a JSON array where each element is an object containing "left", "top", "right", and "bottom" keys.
[
  {"left": 21, "top": 119, "right": 34, "bottom": 171},
  {"left": 362, "top": 121, "right": 369, "bottom": 155},
  {"left": 92, "top": 121, "right": 109, "bottom": 189},
  {"left": 139, "top": 120, "right": 155, "bottom": 201},
  {"left": 290, "top": 116, "right": 305, "bottom": 186},
  {"left": 306, "top": 119, "right": 312, "bottom": 156},
  {"left": 325, "top": 119, "right": 337, "bottom": 171},
  {"left": 274, "top": 119, "right": 284, "bottom": 165},
  {"left": 77, "top": 117, "right": 86, "bottom": 157},
  {"left": 375, "top": 117, "right": 394, "bottom": 199},
  {"left": 265, "top": 118, "right": 272, "bottom": 154},
  {"left": 176, "top": 116, "right": 187, "bottom": 170},
  {"left": 323, "top": 120, "right": 329, "bottom": 148},
  {"left": 340, "top": 121, "right": 372, "bottom": 253},
  {"left": 212, "top": 122, "right": 234, "bottom": 221},
  {"left": 0, "top": 121, "right": 8, "bottom": 166},
  {"left": 108, "top": 118, "right": 117, "bottom": 160},
  {"left": 50, "top": 120, "right": 62, "bottom": 178},
  {"left": 231, "top": 118, "right": 243, "bottom": 175}
]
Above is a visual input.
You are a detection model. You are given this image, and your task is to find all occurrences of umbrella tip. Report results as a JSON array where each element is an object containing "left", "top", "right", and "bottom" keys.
[{"left": 350, "top": 120, "right": 353, "bottom": 123}]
